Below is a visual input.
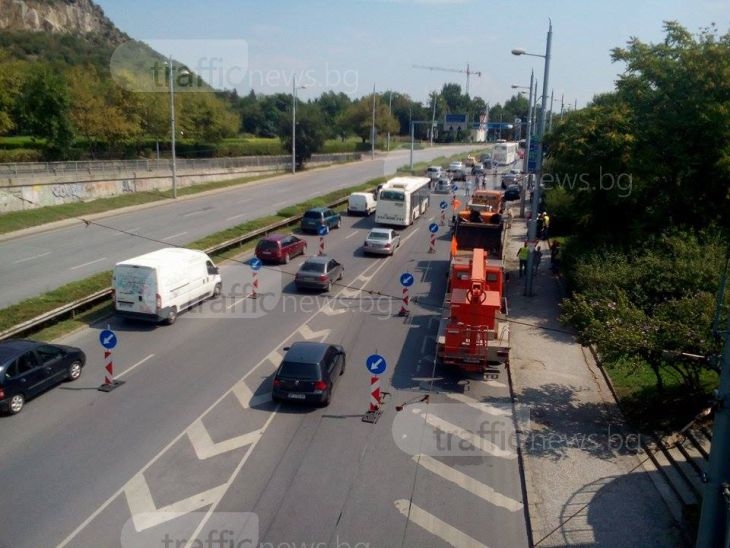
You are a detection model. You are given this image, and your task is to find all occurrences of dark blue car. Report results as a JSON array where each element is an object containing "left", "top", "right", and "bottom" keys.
[
  {"left": 300, "top": 207, "right": 342, "bottom": 234},
  {"left": 0, "top": 339, "right": 86, "bottom": 414}
]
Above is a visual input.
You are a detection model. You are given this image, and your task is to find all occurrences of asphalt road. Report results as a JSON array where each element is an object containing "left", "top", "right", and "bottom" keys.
[
  {"left": 0, "top": 179, "right": 529, "bottom": 548},
  {"left": 0, "top": 146, "right": 479, "bottom": 309}
]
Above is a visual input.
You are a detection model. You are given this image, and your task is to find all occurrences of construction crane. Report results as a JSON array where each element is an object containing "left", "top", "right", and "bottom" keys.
[{"left": 413, "top": 63, "right": 482, "bottom": 96}]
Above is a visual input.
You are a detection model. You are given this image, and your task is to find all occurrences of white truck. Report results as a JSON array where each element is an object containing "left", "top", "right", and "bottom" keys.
[{"left": 112, "top": 248, "right": 222, "bottom": 324}]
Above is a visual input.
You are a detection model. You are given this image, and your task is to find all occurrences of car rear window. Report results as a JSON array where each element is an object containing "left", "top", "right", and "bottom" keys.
[
  {"left": 303, "top": 211, "right": 323, "bottom": 220},
  {"left": 257, "top": 240, "right": 279, "bottom": 250},
  {"left": 368, "top": 232, "right": 389, "bottom": 240},
  {"left": 278, "top": 361, "right": 321, "bottom": 380},
  {"left": 300, "top": 261, "right": 326, "bottom": 273}
]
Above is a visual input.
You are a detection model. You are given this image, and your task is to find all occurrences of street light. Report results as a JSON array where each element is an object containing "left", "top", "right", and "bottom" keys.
[
  {"left": 292, "top": 76, "right": 307, "bottom": 174},
  {"left": 512, "top": 70, "right": 535, "bottom": 218},
  {"left": 512, "top": 19, "right": 552, "bottom": 297},
  {"left": 167, "top": 56, "right": 190, "bottom": 199}
]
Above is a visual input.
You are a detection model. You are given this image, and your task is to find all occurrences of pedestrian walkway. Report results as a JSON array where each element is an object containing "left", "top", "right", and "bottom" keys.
[{"left": 504, "top": 211, "right": 685, "bottom": 547}]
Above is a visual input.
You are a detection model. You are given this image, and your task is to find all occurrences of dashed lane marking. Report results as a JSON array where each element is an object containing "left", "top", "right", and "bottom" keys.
[{"left": 394, "top": 499, "right": 489, "bottom": 548}]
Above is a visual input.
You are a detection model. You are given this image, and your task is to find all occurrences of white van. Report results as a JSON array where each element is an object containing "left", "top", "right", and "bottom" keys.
[
  {"left": 112, "top": 248, "right": 222, "bottom": 324},
  {"left": 347, "top": 192, "right": 377, "bottom": 215}
]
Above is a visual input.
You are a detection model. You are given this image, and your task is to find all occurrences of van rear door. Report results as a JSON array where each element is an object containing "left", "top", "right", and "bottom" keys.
[{"left": 114, "top": 265, "right": 157, "bottom": 315}]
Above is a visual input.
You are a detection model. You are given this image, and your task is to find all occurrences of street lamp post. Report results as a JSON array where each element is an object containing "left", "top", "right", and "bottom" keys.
[
  {"left": 512, "top": 69, "right": 535, "bottom": 218},
  {"left": 168, "top": 55, "right": 178, "bottom": 199},
  {"left": 512, "top": 19, "right": 552, "bottom": 297},
  {"left": 292, "top": 76, "right": 306, "bottom": 174}
]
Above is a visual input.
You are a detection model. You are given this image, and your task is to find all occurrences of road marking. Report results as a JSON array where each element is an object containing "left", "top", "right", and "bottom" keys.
[
  {"left": 13, "top": 251, "right": 51, "bottom": 264},
  {"left": 117, "top": 354, "right": 155, "bottom": 379},
  {"left": 444, "top": 393, "right": 512, "bottom": 416},
  {"left": 394, "top": 499, "right": 488, "bottom": 548},
  {"left": 480, "top": 380, "right": 508, "bottom": 389},
  {"left": 232, "top": 381, "right": 271, "bottom": 409},
  {"left": 124, "top": 474, "right": 227, "bottom": 532},
  {"left": 417, "top": 411, "right": 515, "bottom": 459},
  {"left": 345, "top": 230, "right": 359, "bottom": 239},
  {"left": 182, "top": 209, "right": 209, "bottom": 218},
  {"left": 69, "top": 257, "right": 106, "bottom": 270},
  {"left": 188, "top": 420, "right": 262, "bottom": 460},
  {"left": 226, "top": 212, "right": 247, "bottom": 221},
  {"left": 298, "top": 324, "right": 332, "bottom": 342},
  {"left": 272, "top": 201, "right": 287, "bottom": 208},
  {"left": 414, "top": 454, "right": 523, "bottom": 512},
  {"left": 163, "top": 231, "right": 188, "bottom": 241}
]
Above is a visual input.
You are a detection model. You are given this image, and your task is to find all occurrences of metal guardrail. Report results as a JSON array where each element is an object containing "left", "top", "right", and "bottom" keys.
[{"left": 0, "top": 195, "right": 353, "bottom": 341}]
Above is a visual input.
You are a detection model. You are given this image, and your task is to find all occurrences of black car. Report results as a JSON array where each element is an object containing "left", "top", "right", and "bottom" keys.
[
  {"left": 272, "top": 342, "right": 346, "bottom": 406},
  {"left": 504, "top": 184, "right": 521, "bottom": 201},
  {"left": 0, "top": 339, "right": 86, "bottom": 414}
]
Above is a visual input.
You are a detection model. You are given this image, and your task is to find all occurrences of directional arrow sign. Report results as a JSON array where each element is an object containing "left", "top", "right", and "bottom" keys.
[
  {"left": 400, "top": 272, "right": 414, "bottom": 287},
  {"left": 366, "top": 354, "right": 387, "bottom": 375},
  {"left": 452, "top": 185, "right": 459, "bottom": 192},
  {"left": 429, "top": 223, "right": 439, "bottom": 234},
  {"left": 249, "top": 257, "right": 262, "bottom": 271},
  {"left": 440, "top": 201, "right": 448, "bottom": 210},
  {"left": 318, "top": 225, "right": 329, "bottom": 236},
  {"left": 99, "top": 329, "right": 117, "bottom": 350}
]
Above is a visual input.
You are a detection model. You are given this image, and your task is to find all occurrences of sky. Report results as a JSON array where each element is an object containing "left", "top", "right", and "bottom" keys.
[{"left": 96, "top": 0, "right": 730, "bottom": 109}]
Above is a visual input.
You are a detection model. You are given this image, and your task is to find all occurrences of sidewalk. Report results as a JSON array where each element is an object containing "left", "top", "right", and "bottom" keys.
[{"left": 504, "top": 212, "right": 685, "bottom": 547}]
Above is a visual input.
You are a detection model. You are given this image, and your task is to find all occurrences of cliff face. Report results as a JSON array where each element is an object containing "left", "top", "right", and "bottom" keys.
[{"left": 0, "top": 0, "right": 127, "bottom": 44}]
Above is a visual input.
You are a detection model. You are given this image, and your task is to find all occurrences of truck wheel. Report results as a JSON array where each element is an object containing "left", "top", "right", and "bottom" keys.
[{"left": 165, "top": 307, "right": 178, "bottom": 325}]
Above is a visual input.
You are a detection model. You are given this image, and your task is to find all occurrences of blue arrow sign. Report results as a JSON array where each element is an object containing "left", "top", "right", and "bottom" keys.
[
  {"left": 439, "top": 200, "right": 448, "bottom": 210},
  {"left": 249, "top": 257, "right": 262, "bottom": 271},
  {"left": 429, "top": 223, "right": 439, "bottom": 234},
  {"left": 318, "top": 225, "right": 329, "bottom": 236},
  {"left": 366, "top": 354, "right": 387, "bottom": 375},
  {"left": 99, "top": 329, "right": 117, "bottom": 350},
  {"left": 400, "top": 272, "right": 414, "bottom": 287},
  {"left": 452, "top": 185, "right": 459, "bottom": 192}
]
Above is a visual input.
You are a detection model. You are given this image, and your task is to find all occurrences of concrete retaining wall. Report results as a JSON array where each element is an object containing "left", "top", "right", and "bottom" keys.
[{"left": 0, "top": 153, "right": 360, "bottom": 213}]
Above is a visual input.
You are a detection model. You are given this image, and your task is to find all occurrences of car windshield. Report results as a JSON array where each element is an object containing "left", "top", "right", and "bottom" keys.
[
  {"left": 303, "top": 211, "right": 323, "bottom": 220},
  {"left": 300, "top": 261, "right": 326, "bottom": 273},
  {"left": 368, "top": 232, "right": 389, "bottom": 240},
  {"left": 278, "top": 361, "right": 321, "bottom": 380},
  {"left": 257, "top": 240, "right": 278, "bottom": 250}
]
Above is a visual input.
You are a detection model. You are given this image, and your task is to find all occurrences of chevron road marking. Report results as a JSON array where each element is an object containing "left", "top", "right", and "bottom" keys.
[
  {"left": 188, "top": 420, "right": 262, "bottom": 460},
  {"left": 444, "top": 393, "right": 513, "bottom": 416},
  {"left": 394, "top": 499, "right": 488, "bottom": 548},
  {"left": 231, "top": 380, "right": 271, "bottom": 409},
  {"left": 413, "top": 454, "right": 523, "bottom": 512},
  {"left": 417, "top": 411, "right": 516, "bottom": 459},
  {"left": 124, "top": 475, "right": 227, "bottom": 532},
  {"left": 297, "top": 324, "right": 331, "bottom": 341}
]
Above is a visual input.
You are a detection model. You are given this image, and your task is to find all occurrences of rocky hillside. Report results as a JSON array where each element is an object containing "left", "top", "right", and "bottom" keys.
[{"left": 0, "top": 0, "right": 128, "bottom": 45}]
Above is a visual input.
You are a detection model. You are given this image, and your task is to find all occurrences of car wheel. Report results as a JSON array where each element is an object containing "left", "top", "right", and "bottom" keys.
[
  {"left": 165, "top": 307, "right": 177, "bottom": 325},
  {"left": 338, "top": 269, "right": 343, "bottom": 281},
  {"left": 327, "top": 281, "right": 332, "bottom": 292},
  {"left": 301, "top": 244, "right": 307, "bottom": 256},
  {"left": 8, "top": 393, "right": 24, "bottom": 415},
  {"left": 283, "top": 253, "right": 290, "bottom": 265},
  {"left": 321, "top": 388, "right": 332, "bottom": 407},
  {"left": 67, "top": 360, "right": 83, "bottom": 381},
  {"left": 336, "top": 218, "right": 342, "bottom": 228},
  {"left": 213, "top": 283, "right": 222, "bottom": 298}
]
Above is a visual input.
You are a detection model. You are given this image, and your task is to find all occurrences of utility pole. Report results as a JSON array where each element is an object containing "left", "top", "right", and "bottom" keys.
[
  {"left": 387, "top": 91, "right": 392, "bottom": 152},
  {"left": 519, "top": 70, "right": 534, "bottom": 219},
  {"left": 430, "top": 91, "right": 437, "bottom": 146},
  {"left": 371, "top": 84, "right": 376, "bottom": 160}
]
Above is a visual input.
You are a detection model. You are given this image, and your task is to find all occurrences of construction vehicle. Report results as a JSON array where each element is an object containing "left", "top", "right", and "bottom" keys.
[{"left": 437, "top": 198, "right": 510, "bottom": 372}]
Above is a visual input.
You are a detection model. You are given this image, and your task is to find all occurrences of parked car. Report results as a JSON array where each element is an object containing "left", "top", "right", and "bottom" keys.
[
  {"left": 501, "top": 173, "right": 522, "bottom": 189},
  {"left": 272, "top": 341, "right": 346, "bottom": 406},
  {"left": 425, "top": 166, "right": 443, "bottom": 180},
  {"left": 504, "top": 184, "right": 521, "bottom": 201},
  {"left": 294, "top": 255, "right": 344, "bottom": 291},
  {"left": 448, "top": 161, "right": 464, "bottom": 172},
  {"left": 347, "top": 192, "right": 377, "bottom": 216},
  {"left": 300, "top": 207, "right": 342, "bottom": 234},
  {"left": 363, "top": 228, "right": 400, "bottom": 256},
  {"left": 479, "top": 153, "right": 492, "bottom": 164},
  {"left": 451, "top": 169, "right": 467, "bottom": 182},
  {"left": 482, "top": 159, "right": 495, "bottom": 170},
  {"left": 255, "top": 233, "right": 307, "bottom": 264},
  {"left": 434, "top": 179, "right": 453, "bottom": 194},
  {"left": 472, "top": 164, "right": 486, "bottom": 176},
  {"left": 0, "top": 339, "right": 86, "bottom": 415}
]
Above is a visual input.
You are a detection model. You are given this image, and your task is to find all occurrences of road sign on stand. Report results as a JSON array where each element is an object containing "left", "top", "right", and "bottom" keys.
[
  {"left": 98, "top": 327, "right": 124, "bottom": 392},
  {"left": 249, "top": 257, "right": 262, "bottom": 299},
  {"left": 366, "top": 354, "right": 387, "bottom": 375},
  {"left": 362, "top": 354, "right": 388, "bottom": 423}
]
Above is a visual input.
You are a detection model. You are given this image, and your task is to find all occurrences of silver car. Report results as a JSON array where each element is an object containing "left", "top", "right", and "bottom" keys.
[
  {"left": 294, "top": 255, "right": 344, "bottom": 291},
  {"left": 363, "top": 228, "right": 400, "bottom": 256}
]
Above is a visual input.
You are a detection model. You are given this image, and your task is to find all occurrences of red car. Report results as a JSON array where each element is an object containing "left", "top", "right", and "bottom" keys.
[{"left": 255, "top": 234, "right": 307, "bottom": 264}]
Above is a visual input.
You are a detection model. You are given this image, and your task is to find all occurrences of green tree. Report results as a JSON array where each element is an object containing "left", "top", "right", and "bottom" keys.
[
  {"left": 340, "top": 94, "right": 398, "bottom": 144},
  {"left": 279, "top": 102, "right": 326, "bottom": 168}
]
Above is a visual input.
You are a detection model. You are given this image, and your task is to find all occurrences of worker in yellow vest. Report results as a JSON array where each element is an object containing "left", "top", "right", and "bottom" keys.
[{"left": 517, "top": 242, "right": 530, "bottom": 278}]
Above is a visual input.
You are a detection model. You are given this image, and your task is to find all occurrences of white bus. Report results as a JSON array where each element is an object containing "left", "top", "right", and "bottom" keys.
[
  {"left": 375, "top": 176, "right": 431, "bottom": 227},
  {"left": 493, "top": 142, "right": 518, "bottom": 165}
]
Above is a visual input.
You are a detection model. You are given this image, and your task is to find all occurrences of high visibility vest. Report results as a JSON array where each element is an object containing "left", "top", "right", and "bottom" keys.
[
  {"left": 518, "top": 246, "right": 529, "bottom": 260},
  {"left": 543, "top": 214, "right": 550, "bottom": 227}
]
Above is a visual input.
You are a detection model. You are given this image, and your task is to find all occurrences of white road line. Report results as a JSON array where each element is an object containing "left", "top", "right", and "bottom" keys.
[
  {"left": 69, "top": 257, "right": 106, "bottom": 270},
  {"left": 444, "top": 393, "right": 513, "bottom": 416},
  {"left": 232, "top": 381, "right": 271, "bottom": 409},
  {"left": 272, "top": 201, "right": 287, "bottom": 208},
  {"left": 480, "top": 380, "right": 508, "bottom": 389},
  {"left": 116, "top": 354, "right": 154, "bottom": 379},
  {"left": 345, "top": 230, "right": 359, "bottom": 239},
  {"left": 163, "top": 231, "right": 188, "bottom": 241},
  {"left": 182, "top": 210, "right": 208, "bottom": 218},
  {"left": 393, "top": 499, "right": 488, "bottom": 548},
  {"left": 298, "top": 324, "right": 332, "bottom": 341},
  {"left": 414, "top": 454, "right": 523, "bottom": 512},
  {"left": 187, "top": 420, "right": 262, "bottom": 460},
  {"left": 418, "top": 411, "right": 515, "bottom": 459},
  {"left": 226, "top": 213, "right": 247, "bottom": 221},
  {"left": 12, "top": 251, "right": 51, "bottom": 264}
]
